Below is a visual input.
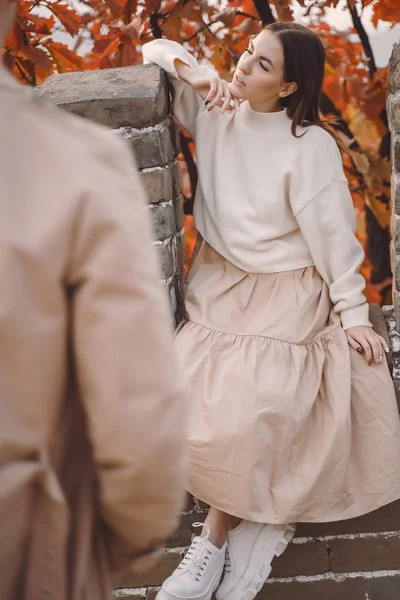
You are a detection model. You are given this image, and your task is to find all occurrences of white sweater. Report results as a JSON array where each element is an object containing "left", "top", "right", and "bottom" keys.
[{"left": 143, "top": 39, "right": 371, "bottom": 330}]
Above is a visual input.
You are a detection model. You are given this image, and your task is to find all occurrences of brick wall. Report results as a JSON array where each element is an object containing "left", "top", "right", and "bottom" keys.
[
  {"left": 114, "top": 494, "right": 400, "bottom": 600},
  {"left": 40, "top": 53, "right": 400, "bottom": 600},
  {"left": 389, "top": 43, "right": 400, "bottom": 405},
  {"left": 39, "top": 64, "right": 186, "bottom": 327}
]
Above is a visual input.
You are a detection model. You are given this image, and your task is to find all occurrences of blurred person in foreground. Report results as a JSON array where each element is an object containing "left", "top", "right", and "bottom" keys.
[{"left": 0, "top": 2, "right": 187, "bottom": 599}]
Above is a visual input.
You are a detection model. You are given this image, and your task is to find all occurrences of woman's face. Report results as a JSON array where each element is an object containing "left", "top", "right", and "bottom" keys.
[{"left": 230, "top": 30, "right": 294, "bottom": 111}]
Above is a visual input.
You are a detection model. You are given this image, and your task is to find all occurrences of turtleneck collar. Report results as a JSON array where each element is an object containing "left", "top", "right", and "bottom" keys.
[{"left": 241, "top": 101, "right": 291, "bottom": 128}]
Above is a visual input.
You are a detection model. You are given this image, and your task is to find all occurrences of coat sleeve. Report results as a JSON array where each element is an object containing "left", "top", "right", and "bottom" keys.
[
  {"left": 142, "top": 39, "right": 218, "bottom": 140},
  {"left": 66, "top": 129, "right": 187, "bottom": 575}
]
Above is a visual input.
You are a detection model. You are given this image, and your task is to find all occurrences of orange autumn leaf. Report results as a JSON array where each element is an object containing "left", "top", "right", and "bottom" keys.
[
  {"left": 2, "top": 0, "right": 398, "bottom": 302},
  {"left": 46, "top": 1, "right": 82, "bottom": 37},
  {"left": 44, "top": 41, "right": 83, "bottom": 72}
]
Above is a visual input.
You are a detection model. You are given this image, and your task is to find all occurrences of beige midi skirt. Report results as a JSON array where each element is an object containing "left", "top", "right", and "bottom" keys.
[{"left": 175, "top": 239, "right": 400, "bottom": 524}]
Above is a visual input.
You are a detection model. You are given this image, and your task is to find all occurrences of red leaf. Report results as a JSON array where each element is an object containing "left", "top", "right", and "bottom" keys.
[
  {"left": 145, "top": 0, "right": 162, "bottom": 12},
  {"left": 18, "top": 45, "right": 52, "bottom": 70},
  {"left": 44, "top": 42, "right": 83, "bottom": 72},
  {"left": 46, "top": 1, "right": 82, "bottom": 37}
]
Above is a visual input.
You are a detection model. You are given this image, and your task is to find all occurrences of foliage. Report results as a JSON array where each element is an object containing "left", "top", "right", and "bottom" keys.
[{"left": 2, "top": 0, "right": 398, "bottom": 303}]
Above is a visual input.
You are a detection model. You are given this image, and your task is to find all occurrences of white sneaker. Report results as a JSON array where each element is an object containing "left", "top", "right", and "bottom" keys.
[
  {"left": 156, "top": 522, "right": 227, "bottom": 600},
  {"left": 215, "top": 521, "right": 295, "bottom": 600}
]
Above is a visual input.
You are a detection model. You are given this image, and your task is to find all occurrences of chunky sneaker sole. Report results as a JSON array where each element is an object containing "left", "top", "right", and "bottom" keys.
[
  {"left": 156, "top": 567, "right": 223, "bottom": 600},
  {"left": 216, "top": 524, "right": 295, "bottom": 600},
  {"left": 156, "top": 522, "right": 226, "bottom": 600}
]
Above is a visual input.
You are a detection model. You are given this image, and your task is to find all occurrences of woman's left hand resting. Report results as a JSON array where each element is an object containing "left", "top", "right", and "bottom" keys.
[{"left": 345, "top": 326, "right": 389, "bottom": 365}]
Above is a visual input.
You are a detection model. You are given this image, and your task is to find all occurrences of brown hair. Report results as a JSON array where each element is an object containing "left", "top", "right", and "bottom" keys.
[{"left": 264, "top": 22, "right": 340, "bottom": 146}]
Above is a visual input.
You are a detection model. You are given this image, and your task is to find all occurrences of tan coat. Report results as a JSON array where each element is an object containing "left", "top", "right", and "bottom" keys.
[{"left": 0, "top": 62, "right": 186, "bottom": 600}]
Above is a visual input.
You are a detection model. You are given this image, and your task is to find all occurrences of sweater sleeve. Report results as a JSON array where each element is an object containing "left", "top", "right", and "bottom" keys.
[
  {"left": 142, "top": 39, "right": 218, "bottom": 140},
  {"left": 294, "top": 180, "right": 371, "bottom": 330}
]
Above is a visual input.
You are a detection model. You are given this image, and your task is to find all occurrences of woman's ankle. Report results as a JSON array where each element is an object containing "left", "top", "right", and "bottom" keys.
[
  {"left": 229, "top": 517, "right": 242, "bottom": 531},
  {"left": 204, "top": 526, "right": 228, "bottom": 549},
  {"left": 202, "top": 508, "right": 242, "bottom": 548}
]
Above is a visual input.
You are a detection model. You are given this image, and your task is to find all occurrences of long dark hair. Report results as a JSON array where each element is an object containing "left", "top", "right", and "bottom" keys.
[{"left": 264, "top": 22, "right": 339, "bottom": 144}]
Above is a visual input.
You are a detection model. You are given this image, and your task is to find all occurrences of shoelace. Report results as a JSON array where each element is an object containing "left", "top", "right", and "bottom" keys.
[{"left": 177, "top": 522, "right": 213, "bottom": 581}]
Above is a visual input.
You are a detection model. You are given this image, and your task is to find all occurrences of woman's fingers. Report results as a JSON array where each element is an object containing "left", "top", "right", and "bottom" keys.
[
  {"left": 228, "top": 82, "right": 241, "bottom": 111},
  {"left": 346, "top": 331, "right": 390, "bottom": 365},
  {"left": 207, "top": 79, "right": 225, "bottom": 110},
  {"left": 365, "top": 330, "right": 384, "bottom": 364},
  {"left": 221, "top": 83, "right": 233, "bottom": 113},
  {"left": 359, "top": 338, "right": 373, "bottom": 365},
  {"left": 203, "top": 78, "right": 240, "bottom": 113},
  {"left": 377, "top": 334, "right": 390, "bottom": 354},
  {"left": 347, "top": 335, "right": 363, "bottom": 353},
  {"left": 204, "top": 78, "right": 219, "bottom": 105},
  {"left": 345, "top": 325, "right": 391, "bottom": 366},
  {"left": 346, "top": 332, "right": 373, "bottom": 365}
]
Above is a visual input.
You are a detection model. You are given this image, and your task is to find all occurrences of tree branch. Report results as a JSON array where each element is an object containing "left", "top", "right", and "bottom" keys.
[
  {"left": 252, "top": 0, "right": 275, "bottom": 26},
  {"left": 320, "top": 92, "right": 359, "bottom": 149},
  {"left": 347, "top": 0, "right": 377, "bottom": 78},
  {"left": 179, "top": 131, "right": 198, "bottom": 215},
  {"left": 200, "top": 15, "right": 236, "bottom": 59},
  {"left": 149, "top": 12, "right": 163, "bottom": 39}
]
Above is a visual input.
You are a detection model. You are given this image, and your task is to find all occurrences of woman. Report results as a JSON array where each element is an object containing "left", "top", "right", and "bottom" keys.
[{"left": 143, "top": 22, "right": 400, "bottom": 600}]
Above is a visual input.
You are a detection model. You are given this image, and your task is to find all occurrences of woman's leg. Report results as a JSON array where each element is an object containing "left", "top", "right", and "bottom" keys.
[{"left": 203, "top": 506, "right": 242, "bottom": 548}]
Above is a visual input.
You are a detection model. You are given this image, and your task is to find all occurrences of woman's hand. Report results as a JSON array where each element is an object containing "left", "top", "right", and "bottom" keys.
[
  {"left": 345, "top": 325, "right": 389, "bottom": 365},
  {"left": 175, "top": 60, "right": 240, "bottom": 113}
]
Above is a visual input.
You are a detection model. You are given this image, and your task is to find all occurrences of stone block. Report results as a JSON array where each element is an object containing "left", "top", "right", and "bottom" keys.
[
  {"left": 387, "top": 92, "right": 400, "bottom": 134},
  {"left": 390, "top": 212, "right": 400, "bottom": 264},
  {"left": 260, "top": 577, "right": 366, "bottom": 600},
  {"left": 39, "top": 64, "right": 168, "bottom": 129},
  {"left": 174, "top": 195, "right": 185, "bottom": 231},
  {"left": 155, "top": 239, "right": 174, "bottom": 280},
  {"left": 384, "top": 306, "right": 400, "bottom": 394},
  {"left": 391, "top": 133, "right": 400, "bottom": 173},
  {"left": 392, "top": 172, "right": 400, "bottom": 216},
  {"left": 391, "top": 241, "right": 400, "bottom": 292},
  {"left": 172, "top": 162, "right": 183, "bottom": 198},
  {"left": 271, "top": 541, "right": 329, "bottom": 578},
  {"left": 366, "top": 574, "right": 400, "bottom": 600},
  {"left": 328, "top": 533, "right": 400, "bottom": 573},
  {"left": 149, "top": 202, "right": 176, "bottom": 242},
  {"left": 141, "top": 164, "right": 175, "bottom": 205},
  {"left": 118, "top": 118, "right": 177, "bottom": 169},
  {"left": 113, "top": 590, "right": 146, "bottom": 600},
  {"left": 394, "top": 290, "right": 400, "bottom": 335},
  {"left": 174, "top": 230, "right": 187, "bottom": 270},
  {"left": 168, "top": 276, "right": 178, "bottom": 315},
  {"left": 389, "top": 43, "right": 400, "bottom": 95},
  {"left": 140, "top": 162, "right": 182, "bottom": 206}
]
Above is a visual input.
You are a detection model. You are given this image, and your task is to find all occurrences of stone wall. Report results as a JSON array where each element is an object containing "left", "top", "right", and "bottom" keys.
[
  {"left": 40, "top": 59, "right": 400, "bottom": 600},
  {"left": 39, "top": 64, "right": 185, "bottom": 327},
  {"left": 388, "top": 43, "right": 400, "bottom": 403}
]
